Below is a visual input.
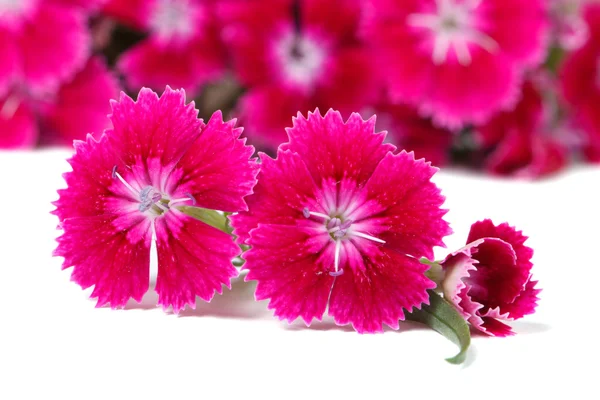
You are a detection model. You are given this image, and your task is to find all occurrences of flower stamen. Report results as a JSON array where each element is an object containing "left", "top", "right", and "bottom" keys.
[{"left": 111, "top": 165, "right": 139, "bottom": 196}]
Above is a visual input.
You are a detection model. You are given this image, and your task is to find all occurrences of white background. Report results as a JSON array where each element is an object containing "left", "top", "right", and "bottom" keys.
[{"left": 0, "top": 150, "right": 598, "bottom": 399}]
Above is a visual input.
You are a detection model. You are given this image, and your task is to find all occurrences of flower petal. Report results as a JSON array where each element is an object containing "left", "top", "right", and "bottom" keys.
[
  {"left": 359, "top": 151, "right": 451, "bottom": 260},
  {"left": 231, "top": 149, "right": 320, "bottom": 244},
  {"left": 281, "top": 109, "right": 394, "bottom": 185},
  {"left": 0, "top": 96, "right": 38, "bottom": 149},
  {"left": 243, "top": 223, "right": 334, "bottom": 325},
  {"left": 18, "top": 3, "right": 91, "bottom": 95},
  {"left": 501, "top": 278, "right": 541, "bottom": 320},
  {"left": 54, "top": 214, "right": 152, "bottom": 308},
  {"left": 40, "top": 56, "right": 120, "bottom": 144},
  {"left": 0, "top": 29, "right": 19, "bottom": 98},
  {"left": 169, "top": 111, "right": 259, "bottom": 213},
  {"left": 118, "top": 37, "right": 224, "bottom": 95},
  {"left": 328, "top": 246, "right": 435, "bottom": 333},
  {"left": 154, "top": 210, "right": 240, "bottom": 313},
  {"left": 108, "top": 87, "right": 204, "bottom": 187}
]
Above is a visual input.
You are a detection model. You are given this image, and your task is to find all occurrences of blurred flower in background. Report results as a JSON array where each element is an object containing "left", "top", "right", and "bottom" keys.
[{"left": 0, "top": 0, "right": 599, "bottom": 178}]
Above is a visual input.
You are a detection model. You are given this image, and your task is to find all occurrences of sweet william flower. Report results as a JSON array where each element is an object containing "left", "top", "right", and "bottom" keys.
[
  {"left": 440, "top": 219, "right": 540, "bottom": 336},
  {"left": 53, "top": 87, "right": 259, "bottom": 312},
  {"left": 0, "top": 0, "right": 91, "bottom": 98},
  {"left": 231, "top": 109, "right": 451, "bottom": 333},
  {"left": 103, "top": 0, "right": 225, "bottom": 96},
  {"left": 219, "top": 0, "right": 378, "bottom": 148},
  {"left": 363, "top": 0, "right": 550, "bottom": 129},
  {"left": 0, "top": 57, "right": 119, "bottom": 149}
]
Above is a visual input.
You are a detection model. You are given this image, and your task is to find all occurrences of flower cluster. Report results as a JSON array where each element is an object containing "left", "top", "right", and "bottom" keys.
[
  {"left": 54, "top": 89, "right": 541, "bottom": 365},
  {"left": 0, "top": 1, "right": 119, "bottom": 147},
  {"left": 2, "top": 0, "right": 600, "bottom": 179}
]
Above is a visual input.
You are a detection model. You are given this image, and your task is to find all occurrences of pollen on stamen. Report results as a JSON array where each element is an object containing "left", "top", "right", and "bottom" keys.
[
  {"left": 302, "top": 207, "right": 311, "bottom": 218},
  {"left": 111, "top": 165, "right": 117, "bottom": 179},
  {"left": 329, "top": 270, "right": 344, "bottom": 277}
]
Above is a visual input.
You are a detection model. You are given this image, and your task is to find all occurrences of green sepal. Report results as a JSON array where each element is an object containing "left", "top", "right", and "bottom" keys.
[
  {"left": 405, "top": 290, "right": 471, "bottom": 364},
  {"left": 177, "top": 206, "right": 232, "bottom": 235}
]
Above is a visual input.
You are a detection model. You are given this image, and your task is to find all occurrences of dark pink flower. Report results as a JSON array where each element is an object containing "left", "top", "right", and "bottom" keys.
[
  {"left": 220, "top": 0, "right": 378, "bottom": 147},
  {"left": 476, "top": 79, "right": 568, "bottom": 178},
  {"left": 104, "top": 0, "right": 225, "bottom": 95},
  {"left": 0, "top": 57, "right": 119, "bottom": 149},
  {"left": 231, "top": 109, "right": 451, "bottom": 333},
  {"left": 0, "top": 0, "right": 91, "bottom": 98},
  {"left": 367, "top": 103, "right": 453, "bottom": 166},
  {"left": 440, "top": 219, "right": 540, "bottom": 337},
  {"left": 53, "top": 87, "right": 258, "bottom": 311},
  {"left": 363, "top": 0, "right": 550, "bottom": 128},
  {"left": 559, "top": 3, "right": 600, "bottom": 162}
]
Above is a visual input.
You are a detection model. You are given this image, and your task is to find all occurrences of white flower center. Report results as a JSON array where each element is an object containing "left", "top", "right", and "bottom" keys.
[
  {"left": 112, "top": 166, "right": 195, "bottom": 216},
  {"left": 303, "top": 208, "right": 385, "bottom": 276},
  {"left": 275, "top": 32, "right": 326, "bottom": 89},
  {"left": 148, "top": 0, "right": 199, "bottom": 42},
  {"left": 407, "top": 0, "right": 498, "bottom": 66}
]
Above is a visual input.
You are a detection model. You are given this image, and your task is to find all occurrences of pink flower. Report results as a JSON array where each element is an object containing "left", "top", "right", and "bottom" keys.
[
  {"left": 0, "top": 57, "right": 119, "bottom": 149},
  {"left": 476, "top": 79, "right": 568, "bottom": 178},
  {"left": 220, "top": 0, "right": 378, "bottom": 148},
  {"left": 559, "top": 3, "right": 600, "bottom": 162},
  {"left": 363, "top": 0, "right": 550, "bottom": 129},
  {"left": 0, "top": 0, "right": 91, "bottom": 98},
  {"left": 367, "top": 103, "right": 453, "bottom": 166},
  {"left": 231, "top": 109, "right": 451, "bottom": 333},
  {"left": 440, "top": 219, "right": 540, "bottom": 337},
  {"left": 103, "top": 0, "right": 225, "bottom": 95},
  {"left": 53, "top": 87, "right": 259, "bottom": 312}
]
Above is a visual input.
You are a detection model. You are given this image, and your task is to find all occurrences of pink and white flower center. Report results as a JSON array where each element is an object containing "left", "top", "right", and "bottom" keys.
[
  {"left": 112, "top": 166, "right": 195, "bottom": 217},
  {"left": 148, "top": 0, "right": 200, "bottom": 42},
  {"left": 303, "top": 207, "right": 385, "bottom": 277},
  {"left": 274, "top": 31, "right": 327, "bottom": 89},
  {"left": 407, "top": 0, "right": 498, "bottom": 66}
]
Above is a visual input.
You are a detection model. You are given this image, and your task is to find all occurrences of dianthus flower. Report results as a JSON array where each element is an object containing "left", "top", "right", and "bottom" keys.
[
  {"left": 440, "top": 219, "right": 540, "bottom": 336},
  {"left": 363, "top": 0, "right": 549, "bottom": 128},
  {"left": 219, "top": 0, "right": 378, "bottom": 147},
  {"left": 476, "top": 79, "right": 567, "bottom": 178},
  {"left": 0, "top": 0, "right": 91, "bottom": 98},
  {"left": 53, "top": 87, "right": 258, "bottom": 312},
  {"left": 0, "top": 57, "right": 119, "bottom": 148},
  {"left": 103, "top": 0, "right": 225, "bottom": 95},
  {"left": 560, "top": 2, "right": 600, "bottom": 162},
  {"left": 231, "top": 110, "right": 451, "bottom": 333}
]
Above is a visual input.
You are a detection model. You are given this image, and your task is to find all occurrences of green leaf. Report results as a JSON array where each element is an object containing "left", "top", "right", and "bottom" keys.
[
  {"left": 177, "top": 206, "right": 232, "bottom": 235},
  {"left": 406, "top": 290, "right": 471, "bottom": 364}
]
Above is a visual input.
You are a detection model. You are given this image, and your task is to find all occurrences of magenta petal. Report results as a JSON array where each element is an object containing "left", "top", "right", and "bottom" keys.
[
  {"left": 361, "top": 151, "right": 451, "bottom": 260},
  {"left": 55, "top": 214, "right": 152, "bottom": 308},
  {"left": 281, "top": 110, "right": 394, "bottom": 185},
  {"left": 231, "top": 149, "right": 320, "bottom": 244},
  {"left": 467, "top": 219, "right": 534, "bottom": 280},
  {"left": 155, "top": 211, "right": 240, "bottom": 313},
  {"left": 244, "top": 223, "right": 333, "bottom": 325},
  {"left": 0, "top": 29, "right": 19, "bottom": 98},
  {"left": 501, "top": 279, "right": 541, "bottom": 320},
  {"left": 19, "top": 3, "right": 91, "bottom": 95},
  {"left": 328, "top": 247, "right": 435, "bottom": 333},
  {"left": 480, "top": 317, "right": 515, "bottom": 337},
  {"left": 170, "top": 111, "right": 259, "bottom": 212},
  {"left": 40, "top": 56, "right": 120, "bottom": 144},
  {"left": 0, "top": 97, "right": 38, "bottom": 149},
  {"left": 108, "top": 87, "right": 203, "bottom": 171},
  {"left": 118, "top": 38, "right": 224, "bottom": 95}
]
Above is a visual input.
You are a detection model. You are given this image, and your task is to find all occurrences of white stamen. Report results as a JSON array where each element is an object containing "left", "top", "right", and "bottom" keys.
[
  {"left": 305, "top": 210, "right": 331, "bottom": 220},
  {"left": 352, "top": 231, "right": 386, "bottom": 244},
  {"left": 169, "top": 193, "right": 196, "bottom": 207},
  {"left": 113, "top": 168, "right": 139, "bottom": 196},
  {"left": 334, "top": 239, "right": 341, "bottom": 273}
]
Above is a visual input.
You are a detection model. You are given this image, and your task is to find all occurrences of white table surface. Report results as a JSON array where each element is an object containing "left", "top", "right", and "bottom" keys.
[{"left": 1, "top": 149, "right": 598, "bottom": 399}]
